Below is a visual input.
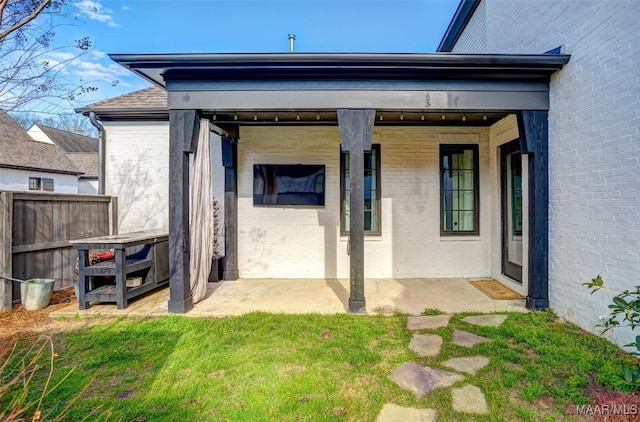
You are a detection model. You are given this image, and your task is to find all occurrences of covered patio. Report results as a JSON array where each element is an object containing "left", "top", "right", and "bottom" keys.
[
  {"left": 83, "top": 52, "right": 569, "bottom": 315},
  {"left": 50, "top": 278, "right": 526, "bottom": 318}
]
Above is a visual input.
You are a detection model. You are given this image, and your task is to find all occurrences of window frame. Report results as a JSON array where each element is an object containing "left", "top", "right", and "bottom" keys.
[
  {"left": 440, "top": 144, "right": 480, "bottom": 236},
  {"left": 340, "top": 144, "right": 381, "bottom": 236},
  {"left": 29, "top": 177, "right": 41, "bottom": 191},
  {"left": 42, "top": 178, "right": 54, "bottom": 192}
]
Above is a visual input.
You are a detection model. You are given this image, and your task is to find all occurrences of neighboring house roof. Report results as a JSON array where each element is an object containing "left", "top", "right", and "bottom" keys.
[
  {"left": 437, "top": 0, "right": 481, "bottom": 52},
  {"left": 0, "top": 110, "right": 82, "bottom": 175},
  {"left": 34, "top": 124, "right": 98, "bottom": 152},
  {"left": 66, "top": 153, "right": 98, "bottom": 178},
  {"left": 76, "top": 86, "right": 167, "bottom": 119}
]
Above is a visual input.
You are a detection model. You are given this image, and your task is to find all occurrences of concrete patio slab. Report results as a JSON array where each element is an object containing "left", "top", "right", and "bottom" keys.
[{"left": 50, "top": 278, "right": 526, "bottom": 318}]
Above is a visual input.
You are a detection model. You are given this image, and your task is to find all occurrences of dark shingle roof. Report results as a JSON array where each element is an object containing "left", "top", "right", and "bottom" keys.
[
  {"left": 0, "top": 110, "right": 82, "bottom": 175},
  {"left": 66, "top": 153, "right": 98, "bottom": 177},
  {"left": 35, "top": 124, "right": 98, "bottom": 152},
  {"left": 77, "top": 86, "right": 167, "bottom": 112}
]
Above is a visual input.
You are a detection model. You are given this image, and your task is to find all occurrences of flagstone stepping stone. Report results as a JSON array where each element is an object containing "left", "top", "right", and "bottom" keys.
[
  {"left": 376, "top": 403, "right": 437, "bottom": 422},
  {"left": 452, "top": 329, "right": 491, "bottom": 348},
  {"left": 462, "top": 314, "right": 508, "bottom": 327},
  {"left": 452, "top": 384, "right": 489, "bottom": 414},
  {"left": 407, "top": 315, "right": 451, "bottom": 330},
  {"left": 442, "top": 356, "right": 490, "bottom": 375},
  {"left": 389, "top": 362, "right": 464, "bottom": 397},
  {"left": 409, "top": 334, "right": 443, "bottom": 357}
]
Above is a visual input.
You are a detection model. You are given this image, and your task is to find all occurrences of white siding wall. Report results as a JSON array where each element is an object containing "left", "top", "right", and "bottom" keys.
[
  {"left": 237, "top": 126, "right": 492, "bottom": 279},
  {"left": 78, "top": 179, "right": 98, "bottom": 195},
  {"left": 454, "top": 0, "right": 640, "bottom": 347},
  {"left": 0, "top": 168, "right": 77, "bottom": 193},
  {"left": 103, "top": 121, "right": 170, "bottom": 232}
]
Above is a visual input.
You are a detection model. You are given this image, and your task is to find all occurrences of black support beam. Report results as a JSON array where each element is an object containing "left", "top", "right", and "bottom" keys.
[
  {"left": 222, "top": 136, "right": 239, "bottom": 280},
  {"left": 338, "top": 108, "right": 375, "bottom": 314},
  {"left": 517, "top": 111, "right": 549, "bottom": 310},
  {"left": 168, "top": 109, "right": 200, "bottom": 313}
]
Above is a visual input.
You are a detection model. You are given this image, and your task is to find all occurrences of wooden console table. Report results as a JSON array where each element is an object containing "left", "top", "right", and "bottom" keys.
[{"left": 71, "top": 229, "right": 169, "bottom": 310}]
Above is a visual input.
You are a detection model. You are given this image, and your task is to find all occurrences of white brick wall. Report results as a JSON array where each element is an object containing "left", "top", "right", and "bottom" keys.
[
  {"left": 454, "top": 0, "right": 640, "bottom": 348},
  {"left": 238, "top": 126, "right": 492, "bottom": 279},
  {"left": 103, "top": 121, "right": 170, "bottom": 232}
]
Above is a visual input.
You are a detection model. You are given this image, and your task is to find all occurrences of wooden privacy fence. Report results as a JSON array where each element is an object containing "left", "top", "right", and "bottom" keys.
[{"left": 0, "top": 191, "right": 118, "bottom": 311}]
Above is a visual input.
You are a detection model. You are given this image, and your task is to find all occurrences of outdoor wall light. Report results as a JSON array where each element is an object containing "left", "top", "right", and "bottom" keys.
[{"left": 462, "top": 115, "right": 467, "bottom": 122}]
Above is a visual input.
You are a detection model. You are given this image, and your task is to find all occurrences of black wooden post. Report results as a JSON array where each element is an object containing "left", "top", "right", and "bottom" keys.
[
  {"left": 168, "top": 109, "right": 200, "bottom": 314},
  {"left": 517, "top": 111, "right": 549, "bottom": 310},
  {"left": 338, "top": 109, "right": 375, "bottom": 314},
  {"left": 222, "top": 137, "right": 239, "bottom": 280}
]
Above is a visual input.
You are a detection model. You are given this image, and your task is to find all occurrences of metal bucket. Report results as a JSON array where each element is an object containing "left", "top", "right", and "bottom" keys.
[{"left": 20, "top": 278, "right": 55, "bottom": 310}]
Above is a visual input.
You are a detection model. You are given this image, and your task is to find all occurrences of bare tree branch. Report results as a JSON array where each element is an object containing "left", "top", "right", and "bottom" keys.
[
  {"left": 0, "top": 0, "right": 51, "bottom": 42},
  {"left": 0, "top": 0, "right": 99, "bottom": 114}
]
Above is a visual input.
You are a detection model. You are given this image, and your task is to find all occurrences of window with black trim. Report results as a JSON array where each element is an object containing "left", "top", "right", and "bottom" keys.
[
  {"left": 440, "top": 144, "right": 479, "bottom": 235},
  {"left": 42, "top": 178, "right": 54, "bottom": 192},
  {"left": 340, "top": 144, "right": 381, "bottom": 235},
  {"left": 29, "top": 177, "right": 41, "bottom": 190}
]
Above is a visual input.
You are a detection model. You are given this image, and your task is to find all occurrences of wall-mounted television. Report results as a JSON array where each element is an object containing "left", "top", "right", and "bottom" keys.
[{"left": 253, "top": 164, "right": 325, "bottom": 207}]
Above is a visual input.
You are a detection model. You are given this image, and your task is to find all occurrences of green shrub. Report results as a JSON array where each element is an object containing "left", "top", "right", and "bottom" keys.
[{"left": 584, "top": 274, "right": 640, "bottom": 392}]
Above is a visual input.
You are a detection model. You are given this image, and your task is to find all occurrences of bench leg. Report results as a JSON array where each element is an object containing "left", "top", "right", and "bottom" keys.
[
  {"left": 115, "top": 249, "right": 128, "bottom": 309},
  {"left": 78, "top": 249, "right": 89, "bottom": 310}
]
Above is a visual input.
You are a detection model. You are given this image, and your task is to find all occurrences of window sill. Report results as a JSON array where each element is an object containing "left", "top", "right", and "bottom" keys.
[
  {"left": 439, "top": 235, "right": 482, "bottom": 242},
  {"left": 340, "top": 235, "right": 383, "bottom": 242}
]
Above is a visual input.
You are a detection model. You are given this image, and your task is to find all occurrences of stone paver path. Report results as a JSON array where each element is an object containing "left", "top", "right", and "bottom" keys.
[
  {"left": 407, "top": 315, "right": 451, "bottom": 330},
  {"left": 442, "top": 356, "right": 490, "bottom": 375},
  {"left": 452, "top": 329, "right": 491, "bottom": 348},
  {"left": 409, "top": 334, "right": 443, "bottom": 357},
  {"left": 462, "top": 314, "right": 507, "bottom": 327},
  {"left": 389, "top": 362, "right": 464, "bottom": 397},
  {"left": 376, "top": 404, "right": 437, "bottom": 422},
  {"left": 452, "top": 384, "right": 489, "bottom": 414},
  {"left": 378, "top": 313, "right": 502, "bottom": 420}
]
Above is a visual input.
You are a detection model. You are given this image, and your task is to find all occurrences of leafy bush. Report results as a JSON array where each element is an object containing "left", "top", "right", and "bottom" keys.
[{"left": 584, "top": 274, "right": 640, "bottom": 392}]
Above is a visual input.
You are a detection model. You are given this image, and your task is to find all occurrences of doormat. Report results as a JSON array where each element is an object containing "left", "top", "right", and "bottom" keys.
[{"left": 469, "top": 279, "right": 525, "bottom": 300}]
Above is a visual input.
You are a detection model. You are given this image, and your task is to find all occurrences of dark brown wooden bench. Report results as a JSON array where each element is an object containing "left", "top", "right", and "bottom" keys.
[{"left": 71, "top": 229, "right": 169, "bottom": 310}]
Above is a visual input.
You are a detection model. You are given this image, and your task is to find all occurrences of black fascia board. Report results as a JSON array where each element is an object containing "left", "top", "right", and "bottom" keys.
[
  {"left": 437, "top": 0, "right": 481, "bottom": 52},
  {"left": 109, "top": 52, "right": 569, "bottom": 87}
]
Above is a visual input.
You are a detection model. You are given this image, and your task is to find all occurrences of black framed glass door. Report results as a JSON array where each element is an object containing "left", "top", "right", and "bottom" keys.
[{"left": 501, "top": 140, "right": 523, "bottom": 282}]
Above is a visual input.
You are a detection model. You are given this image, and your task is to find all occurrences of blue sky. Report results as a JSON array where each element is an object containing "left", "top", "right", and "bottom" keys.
[{"left": 45, "top": 0, "right": 460, "bottom": 113}]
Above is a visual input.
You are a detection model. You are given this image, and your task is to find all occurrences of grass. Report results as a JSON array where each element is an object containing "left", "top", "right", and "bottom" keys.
[{"left": 2, "top": 311, "right": 638, "bottom": 421}]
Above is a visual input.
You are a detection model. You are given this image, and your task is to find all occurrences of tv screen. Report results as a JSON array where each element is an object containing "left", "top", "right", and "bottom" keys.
[{"left": 253, "top": 164, "right": 325, "bottom": 207}]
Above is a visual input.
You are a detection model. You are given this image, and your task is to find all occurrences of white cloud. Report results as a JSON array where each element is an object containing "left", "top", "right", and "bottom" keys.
[
  {"left": 122, "top": 5, "right": 131, "bottom": 10},
  {"left": 71, "top": 60, "right": 131, "bottom": 82},
  {"left": 77, "top": 1, "right": 119, "bottom": 27}
]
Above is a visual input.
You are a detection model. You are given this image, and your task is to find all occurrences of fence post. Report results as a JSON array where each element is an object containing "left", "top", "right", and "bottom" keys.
[
  {"left": 109, "top": 196, "right": 118, "bottom": 235},
  {"left": 0, "top": 192, "right": 13, "bottom": 311}
]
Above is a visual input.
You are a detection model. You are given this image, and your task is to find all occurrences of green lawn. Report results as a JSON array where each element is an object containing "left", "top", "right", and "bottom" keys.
[{"left": 2, "top": 311, "right": 637, "bottom": 421}]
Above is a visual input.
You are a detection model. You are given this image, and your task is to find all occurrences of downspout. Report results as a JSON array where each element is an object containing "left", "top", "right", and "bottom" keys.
[{"left": 89, "top": 111, "right": 106, "bottom": 195}]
